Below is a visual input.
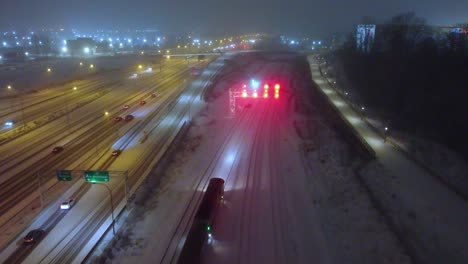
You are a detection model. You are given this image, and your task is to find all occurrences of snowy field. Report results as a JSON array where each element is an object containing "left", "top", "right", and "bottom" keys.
[
  {"left": 87, "top": 52, "right": 409, "bottom": 264},
  {"left": 0, "top": 55, "right": 155, "bottom": 97}
]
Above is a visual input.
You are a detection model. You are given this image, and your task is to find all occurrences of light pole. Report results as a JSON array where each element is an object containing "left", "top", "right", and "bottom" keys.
[{"left": 93, "top": 183, "right": 116, "bottom": 235}]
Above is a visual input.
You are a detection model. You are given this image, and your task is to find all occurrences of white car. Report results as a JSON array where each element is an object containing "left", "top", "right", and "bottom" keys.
[{"left": 60, "top": 199, "right": 74, "bottom": 210}]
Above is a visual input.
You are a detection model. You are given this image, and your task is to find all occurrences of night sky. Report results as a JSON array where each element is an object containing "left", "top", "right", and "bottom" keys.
[{"left": 0, "top": 0, "right": 466, "bottom": 35}]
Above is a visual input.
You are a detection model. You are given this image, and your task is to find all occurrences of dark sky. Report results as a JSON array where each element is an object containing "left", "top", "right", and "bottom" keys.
[{"left": 0, "top": 0, "right": 466, "bottom": 36}]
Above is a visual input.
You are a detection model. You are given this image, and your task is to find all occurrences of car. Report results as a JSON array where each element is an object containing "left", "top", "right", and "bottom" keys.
[
  {"left": 151, "top": 93, "right": 157, "bottom": 98},
  {"left": 112, "top": 150, "right": 121, "bottom": 156},
  {"left": 60, "top": 199, "right": 74, "bottom": 210},
  {"left": 114, "top": 116, "right": 123, "bottom": 122},
  {"left": 125, "top": 115, "right": 134, "bottom": 121},
  {"left": 140, "top": 100, "right": 146, "bottom": 105},
  {"left": 52, "top": 146, "right": 64, "bottom": 153},
  {"left": 23, "top": 229, "right": 44, "bottom": 244},
  {"left": 123, "top": 104, "right": 130, "bottom": 109}
]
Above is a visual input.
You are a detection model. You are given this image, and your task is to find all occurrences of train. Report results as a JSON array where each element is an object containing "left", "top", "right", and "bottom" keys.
[{"left": 177, "top": 177, "right": 225, "bottom": 264}]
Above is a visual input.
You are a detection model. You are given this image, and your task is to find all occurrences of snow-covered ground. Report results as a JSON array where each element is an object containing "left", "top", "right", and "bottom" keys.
[
  {"left": 320, "top": 57, "right": 468, "bottom": 198},
  {"left": 310, "top": 55, "right": 468, "bottom": 264},
  {"left": 87, "top": 52, "right": 409, "bottom": 264},
  {"left": 0, "top": 54, "right": 155, "bottom": 97}
]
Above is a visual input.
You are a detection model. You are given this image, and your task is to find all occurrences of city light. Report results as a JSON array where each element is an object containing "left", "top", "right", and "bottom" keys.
[
  {"left": 250, "top": 79, "right": 260, "bottom": 89},
  {"left": 79, "top": 62, "right": 83, "bottom": 66},
  {"left": 105, "top": 111, "right": 109, "bottom": 116},
  {"left": 62, "top": 47, "right": 67, "bottom": 52},
  {"left": 138, "top": 65, "right": 143, "bottom": 69},
  {"left": 83, "top": 47, "right": 90, "bottom": 54},
  {"left": 73, "top": 86, "right": 77, "bottom": 90},
  {"left": 47, "top": 68, "right": 51, "bottom": 72},
  {"left": 90, "top": 64, "right": 94, "bottom": 68},
  {"left": 7, "top": 85, "right": 12, "bottom": 89}
]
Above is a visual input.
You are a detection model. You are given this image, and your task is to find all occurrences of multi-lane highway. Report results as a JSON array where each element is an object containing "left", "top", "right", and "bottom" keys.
[{"left": 0, "top": 54, "right": 221, "bottom": 263}]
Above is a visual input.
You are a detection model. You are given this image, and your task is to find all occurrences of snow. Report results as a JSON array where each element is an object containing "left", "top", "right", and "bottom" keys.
[
  {"left": 0, "top": 55, "right": 151, "bottom": 97},
  {"left": 310, "top": 55, "right": 468, "bottom": 264},
  {"left": 87, "top": 52, "right": 410, "bottom": 264},
  {"left": 0, "top": 57, "right": 207, "bottom": 259},
  {"left": 321, "top": 58, "right": 468, "bottom": 198}
]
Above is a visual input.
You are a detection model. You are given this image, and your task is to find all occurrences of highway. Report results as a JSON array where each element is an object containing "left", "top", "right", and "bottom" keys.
[{"left": 0, "top": 54, "right": 216, "bottom": 262}]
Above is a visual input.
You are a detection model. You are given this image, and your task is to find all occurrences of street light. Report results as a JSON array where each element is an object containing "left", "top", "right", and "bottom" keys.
[
  {"left": 138, "top": 65, "right": 143, "bottom": 69},
  {"left": 90, "top": 64, "right": 94, "bottom": 69},
  {"left": 105, "top": 111, "right": 109, "bottom": 116},
  {"left": 47, "top": 68, "right": 51, "bottom": 72},
  {"left": 79, "top": 62, "right": 83, "bottom": 66},
  {"left": 73, "top": 86, "right": 77, "bottom": 91},
  {"left": 7, "top": 85, "right": 12, "bottom": 90}
]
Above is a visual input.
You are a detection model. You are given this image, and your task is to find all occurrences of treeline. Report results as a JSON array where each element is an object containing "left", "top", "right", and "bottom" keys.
[{"left": 335, "top": 12, "right": 468, "bottom": 156}]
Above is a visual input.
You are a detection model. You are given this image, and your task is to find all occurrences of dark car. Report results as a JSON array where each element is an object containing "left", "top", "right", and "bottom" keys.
[
  {"left": 111, "top": 150, "right": 122, "bottom": 156},
  {"left": 151, "top": 93, "right": 157, "bottom": 98},
  {"left": 23, "top": 229, "right": 44, "bottom": 244},
  {"left": 52, "top": 146, "right": 64, "bottom": 153},
  {"left": 125, "top": 115, "right": 134, "bottom": 121},
  {"left": 123, "top": 104, "right": 130, "bottom": 109},
  {"left": 139, "top": 100, "right": 146, "bottom": 105},
  {"left": 114, "top": 116, "right": 123, "bottom": 122}
]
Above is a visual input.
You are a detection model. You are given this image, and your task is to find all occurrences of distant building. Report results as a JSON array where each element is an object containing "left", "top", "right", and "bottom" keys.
[{"left": 67, "top": 38, "right": 96, "bottom": 57}]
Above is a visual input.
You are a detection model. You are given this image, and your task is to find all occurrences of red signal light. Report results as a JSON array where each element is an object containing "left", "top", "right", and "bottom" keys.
[{"left": 242, "top": 89, "right": 247, "bottom": 98}]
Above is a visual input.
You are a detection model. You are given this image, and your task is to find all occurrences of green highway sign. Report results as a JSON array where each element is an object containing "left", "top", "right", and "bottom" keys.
[
  {"left": 85, "top": 170, "right": 110, "bottom": 183},
  {"left": 57, "top": 170, "right": 72, "bottom": 181}
]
